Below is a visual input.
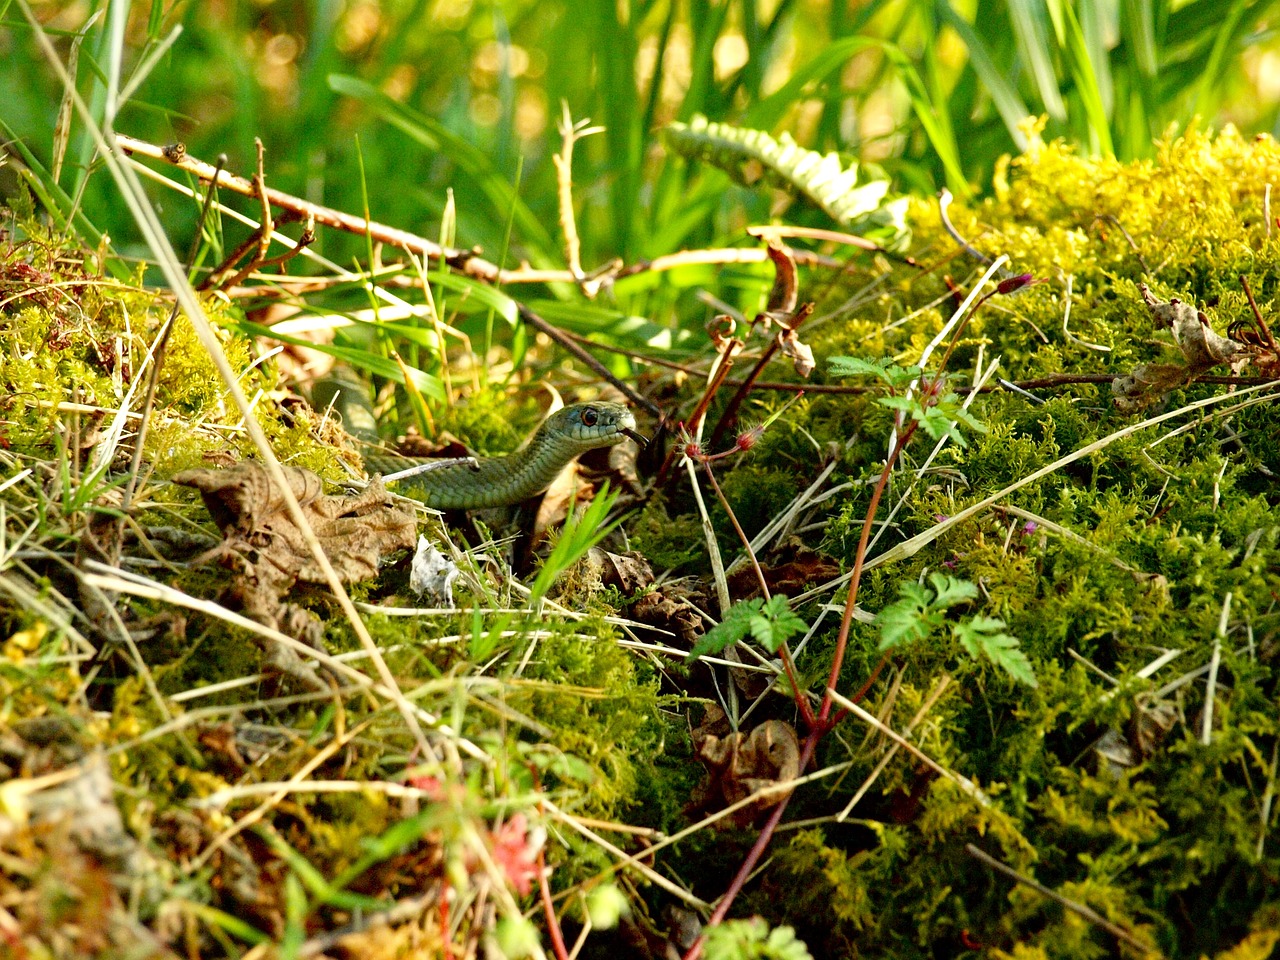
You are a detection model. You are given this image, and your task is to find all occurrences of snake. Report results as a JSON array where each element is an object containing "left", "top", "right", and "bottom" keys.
[{"left": 313, "top": 378, "right": 644, "bottom": 510}]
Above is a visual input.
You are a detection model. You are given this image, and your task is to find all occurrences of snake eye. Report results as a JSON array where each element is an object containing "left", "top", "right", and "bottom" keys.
[{"left": 580, "top": 406, "right": 599, "bottom": 427}]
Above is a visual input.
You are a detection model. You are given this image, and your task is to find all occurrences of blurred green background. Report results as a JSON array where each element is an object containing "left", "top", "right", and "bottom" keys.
[{"left": 4, "top": 0, "right": 1280, "bottom": 290}]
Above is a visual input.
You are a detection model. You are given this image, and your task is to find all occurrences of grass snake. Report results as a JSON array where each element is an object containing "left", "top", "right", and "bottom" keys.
[{"left": 314, "top": 378, "right": 644, "bottom": 510}]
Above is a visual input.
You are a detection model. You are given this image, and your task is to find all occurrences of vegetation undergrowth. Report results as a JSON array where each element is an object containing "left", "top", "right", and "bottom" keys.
[{"left": 5, "top": 3, "right": 1280, "bottom": 958}]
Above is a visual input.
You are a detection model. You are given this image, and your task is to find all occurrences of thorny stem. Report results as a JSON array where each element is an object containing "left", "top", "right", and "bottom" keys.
[
  {"left": 538, "top": 843, "right": 570, "bottom": 960},
  {"left": 701, "top": 458, "right": 816, "bottom": 729},
  {"left": 818, "top": 421, "right": 915, "bottom": 726},
  {"left": 681, "top": 729, "right": 820, "bottom": 960}
]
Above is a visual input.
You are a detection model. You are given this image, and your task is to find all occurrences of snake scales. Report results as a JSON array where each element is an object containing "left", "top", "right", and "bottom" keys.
[{"left": 315, "top": 378, "right": 643, "bottom": 510}]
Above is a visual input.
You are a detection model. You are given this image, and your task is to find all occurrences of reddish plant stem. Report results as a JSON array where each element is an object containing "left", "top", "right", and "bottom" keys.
[
  {"left": 701, "top": 460, "right": 816, "bottom": 730},
  {"left": 527, "top": 764, "right": 569, "bottom": 960},
  {"left": 708, "top": 303, "right": 814, "bottom": 451},
  {"left": 654, "top": 335, "right": 741, "bottom": 488},
  {"left": 818, "top": 422, "right": 915, "bottom": 726},
  {"left": 681, "top": 729, "right": 821, "bottom": 960},
  {"left": 537, "top": 844, "right": 570, "bottom": 960},
  {"left": 701, "top": 460, "right": 770, "bottom": 603},
  {"left": 441, "top": 884, "right": 454, "bottom": 960},
  {"left": 1240, "top": 274, "right": 1280, "bottom": 353},
  {"left": 682, "top": 430, "right": 915, "bottom": 959}
]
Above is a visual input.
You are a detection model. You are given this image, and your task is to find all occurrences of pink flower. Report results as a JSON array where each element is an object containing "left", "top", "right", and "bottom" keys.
[{"left": 492, "top": 813, "right": 544, "bottom": 897}]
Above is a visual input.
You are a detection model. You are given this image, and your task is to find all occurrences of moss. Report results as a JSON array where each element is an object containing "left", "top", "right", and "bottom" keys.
[
  {"left": 656, "top": 128, "right": 1280, "bottom": 957},
  {"left": 506, "top": 624, "right": 662, "bottom": 820}
]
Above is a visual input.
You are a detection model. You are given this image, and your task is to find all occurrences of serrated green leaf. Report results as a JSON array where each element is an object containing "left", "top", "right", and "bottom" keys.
[
  {"left": 926, "top": 573, "right": 980, "bottom": 609},
  {"left": 829, "top": 355, "right": 922, "bottom": 387},
  {"left": 877, "top": 585, "right": 935, "bottom": 651},
  {"left": 704, "top": 917, "right": 814, "bottom": 960},
  {"left": 686, "top": 599, "right": 764, "bottom": 662},
  {"left": 876, "top": 393, "right": 921, "bottom": 415},
  {"left": 953, "top": 616, "right": 1038, "bottom": 687},
  {"left": 749, "top": 596, "right": 808, "bottom": 653}
]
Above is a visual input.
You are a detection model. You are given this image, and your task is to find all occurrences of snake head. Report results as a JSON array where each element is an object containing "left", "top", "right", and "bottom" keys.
[{"left": 543, "top": 401, "right": 646, "bottom": 451}]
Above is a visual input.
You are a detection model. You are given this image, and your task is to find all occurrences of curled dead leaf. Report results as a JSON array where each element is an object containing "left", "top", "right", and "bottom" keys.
[
  {"left": 688, "top": 707, "right": 801, "bottom": 828},
  {"left": 174, "top": 461, "right": 416, "bottom": 688}
]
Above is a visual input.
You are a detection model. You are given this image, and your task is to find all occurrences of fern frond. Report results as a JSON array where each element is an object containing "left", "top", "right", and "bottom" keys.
[{"left": 665, "top": 114, "right": 905, "bottom": 236}]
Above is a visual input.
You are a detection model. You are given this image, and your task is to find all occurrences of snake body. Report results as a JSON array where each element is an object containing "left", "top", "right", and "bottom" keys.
[{"left": 358, "top": 401, "right": 640, "bottom": 510}]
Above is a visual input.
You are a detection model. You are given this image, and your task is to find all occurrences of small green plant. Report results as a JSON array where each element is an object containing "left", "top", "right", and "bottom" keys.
[
  {"left": 703, "top": 917, "right": 813, "bottom": 960},
  {"left": 686, "top": 594, "right": 808, "bottom": 662},
  {"left": 828, "top": 356, "right": 988, "bottom": 447},
  {"left": 469, "top": 482, "right": 620, "bottom": 661},
  {"left": 877, "top": 572, "right": 1036, "bottom": 687}
]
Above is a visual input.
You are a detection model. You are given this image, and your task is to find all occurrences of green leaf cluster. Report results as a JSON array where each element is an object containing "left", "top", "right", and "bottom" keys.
[
  {"left": 687, "top": 595, "right": 808, "bottom": 661},
  {"left": 704, "top": 917, "right": 813, "bottom": 960},
  {"left": 877, "top": 573, "right": 1035, "bottom": 687}
]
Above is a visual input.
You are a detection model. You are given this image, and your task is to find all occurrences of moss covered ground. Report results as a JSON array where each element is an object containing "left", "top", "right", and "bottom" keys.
[{"left": 3, "top": 127, "right": 1280, "bottom": 958}]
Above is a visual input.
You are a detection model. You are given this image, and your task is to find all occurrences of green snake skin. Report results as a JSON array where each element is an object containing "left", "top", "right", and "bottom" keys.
[{"left": 361, "top": 401, "right": 639, "bottom": 510}]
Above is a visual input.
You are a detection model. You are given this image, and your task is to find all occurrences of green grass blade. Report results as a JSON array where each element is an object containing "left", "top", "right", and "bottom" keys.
[
  {"left": 935, "top": 0, "right": 1033, "bottom": 151},
  {"left": 1120, "top": 0, "right": 1158, "bottom": 76},
  {"left": 1077, "top": 0, "right": 1115, "bottom": 113},
  {"left": 1008, "top": 0, "right": 1067, "bottom": 120},
  {"left": 1055, "top": 0, "right": 1116, "bottom": 156},
  {"left": 235, "top": 320, "right": 446, "bottom": 400},
  {"left": 1192, "top": 0, "right": 1250, "bottom": 123},
  {"left": 879, "top": 41, "right": 969, "bottom": 196},
  {"left": 328, "top": 73, "right": 559, "bottom": 270},
  {"left": 746, "top": 36, "right": 879, "bottom": 130}
]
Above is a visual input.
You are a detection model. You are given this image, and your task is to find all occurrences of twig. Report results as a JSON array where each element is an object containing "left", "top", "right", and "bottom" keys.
[
  {"left": 515, "top": 303, "right": 662, "bottom": 417},
  {"left": 116, "top": 134, "right": 847, "bottom": 286},
  {"left": 1203, "top": 592, "right": 1231, "bottom": 745},
  {"left": 1239, "top": 274, "right": 1280, "bottom": 353},
  {"left": 964, "top": 844, "right": 1158, "bottom": 955},
  {"left": 708, "top": 302, "right": 813, "bottom": 451},
  {"left": 553, "top": 103, "right": 605, "bottom": 285},
  {"left": 654, "top": 324, "right": 742, "bottom": 487},
  {"left": 1091, "top": 213, "right": 1151, "bottom": 275}
]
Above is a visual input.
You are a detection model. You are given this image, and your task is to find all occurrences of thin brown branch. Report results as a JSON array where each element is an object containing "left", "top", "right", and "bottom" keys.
[
  {"left": 654, "top": 328, "right": 741, "bottom": 487},
  {"left": 1240, "top": 274, "right": 1280, "bottom": 353},
  {"left": 117, "top": 133, "right": 491, "bottom": 279},
  {"left": 516, "top": 303, "right": 663, "bottom": 418},
  {"left": 818, "top": 422, "right": 914, "bottom": 726},
  {"left": 681, "top": 730, "right": 820, "bottom": 960},
  {"left": 117, "top": 134, "right": 851, "bottom": 286},
  {"left": 709, "top": 302, "right": 814, "bottom": 450}
]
